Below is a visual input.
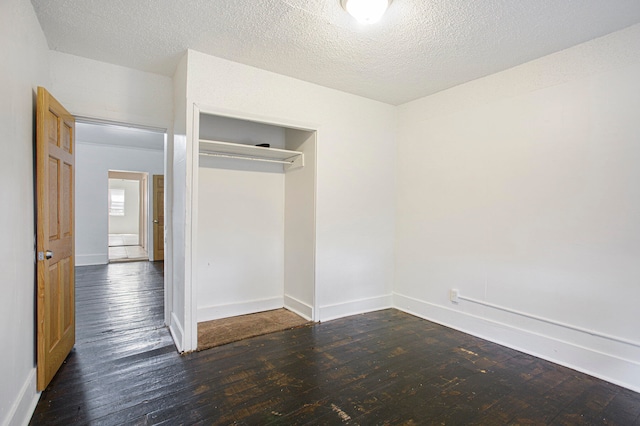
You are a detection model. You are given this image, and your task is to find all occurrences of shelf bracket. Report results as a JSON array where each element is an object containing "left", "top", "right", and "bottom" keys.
[{"left": 284, "top": 153, "right": 304, "bottom": 171}]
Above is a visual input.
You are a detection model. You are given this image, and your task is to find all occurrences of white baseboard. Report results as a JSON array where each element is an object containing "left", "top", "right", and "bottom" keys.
[
  {"left": 284, "top": 294, "right": 313, "bottom": 321},
  {"left": 393, "top": 292, "right": 640, "bottom": 394},
  {"left": 319, "top": 294, "right": 393, "bottom": 322},
  {"left": 2, "top": 367, "right": 40, "bottom": 426},
  {"left": 75, "top": 253, "right": 108, "bottom": 266},
  {"left": 197, "top": 296, "right": 284, "bottom": 323},
  {"left": 169, "top": 312, "right": 184, "bottom": 353}
]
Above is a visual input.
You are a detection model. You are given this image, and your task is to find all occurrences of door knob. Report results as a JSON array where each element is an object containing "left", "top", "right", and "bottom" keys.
[
  {"left": 153, "top": 220, "right": 159, "bottom": 224},
  {"left": 46, "top": 250, "right": 53, "bottom": 259}
]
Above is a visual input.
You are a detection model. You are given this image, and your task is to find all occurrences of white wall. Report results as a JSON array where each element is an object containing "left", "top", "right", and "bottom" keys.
[
  {"left": 169, "top": 53, "right": 188, "bottom": 351},
  {"left": 0, "top": 1, "right": 50, "bottom": 424},
  {"left": 395, "top": 24, "right": 640, "bottom": 393},
  {"left": 47, "top": 47, "right": 176, "bottom": 329},
  {"left": 48, "top": 51, "right": 173, "bottom": 129},
  {"left": 0, "top": 9, "right": 176, "bottom": 424},
  {"left": 108, "top": 179, "right": 140, "bottom": 235},
  {"left": 284, "top": 129, "right": 317, "bottom": 319},
  {"left": 75, "top": 142, "right": 164, "bottom": 265},
  {"left": 176, "top": 50, "right": 397, "bottom": 350},
  {"left": 200, "top": 114, "right": 286, "bottom": 148},
  {"left": 196, "top": 115, "right": 286, "bottom": 321}
]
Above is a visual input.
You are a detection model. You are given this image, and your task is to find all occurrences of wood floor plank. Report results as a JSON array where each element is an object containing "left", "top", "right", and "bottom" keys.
[{"left": 31, "top": 261, "right": 640, "bottom": 425}]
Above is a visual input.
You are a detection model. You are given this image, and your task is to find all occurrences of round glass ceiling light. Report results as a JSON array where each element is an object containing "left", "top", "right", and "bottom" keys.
[{"left": 341, "top": 0, "right": 391, "bottom": 24}]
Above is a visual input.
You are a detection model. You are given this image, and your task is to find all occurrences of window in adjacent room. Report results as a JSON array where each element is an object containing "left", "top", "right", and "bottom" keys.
[{"left": 109, "top": 188, "right": 125, "bottom": 216}]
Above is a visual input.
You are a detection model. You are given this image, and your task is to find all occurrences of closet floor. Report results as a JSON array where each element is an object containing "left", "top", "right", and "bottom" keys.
[{"left": 197, "top": 308, "right": 311, "bottom": 351}]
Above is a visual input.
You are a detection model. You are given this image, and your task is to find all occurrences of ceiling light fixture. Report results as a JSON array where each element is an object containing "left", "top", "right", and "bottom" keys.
[{"left": 341, "top": 0, "right": 391, "bottom": 25}]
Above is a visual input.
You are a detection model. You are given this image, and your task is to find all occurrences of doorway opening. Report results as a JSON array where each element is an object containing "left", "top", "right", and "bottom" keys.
[
  {"left": 108, "top": 170, "right": 149, "bottom": 262},
  {"left": 75, "top": 118, "right": 170, "bottom": 329}
]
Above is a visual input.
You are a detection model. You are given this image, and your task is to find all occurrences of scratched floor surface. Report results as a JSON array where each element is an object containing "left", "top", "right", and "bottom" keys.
[{"left": 31, "top": 262, "right": 640, "bottom": 425}]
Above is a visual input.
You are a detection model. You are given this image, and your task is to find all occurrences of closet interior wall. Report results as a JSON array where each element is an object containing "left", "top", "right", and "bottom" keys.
[
  {"left": 283, "top": 128, "right": 316, "bottom": 319},
  {"left": 196, "top": 114, "right": 316, "bottom": 323}
]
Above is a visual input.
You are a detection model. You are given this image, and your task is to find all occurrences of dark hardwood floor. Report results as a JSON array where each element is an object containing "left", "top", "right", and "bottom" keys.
[{"left": 31, "top": 262, "right": 640, "bottom": 425}]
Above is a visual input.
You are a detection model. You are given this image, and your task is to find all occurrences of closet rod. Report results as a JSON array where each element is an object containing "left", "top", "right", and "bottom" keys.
[{"left": 199, "top": 151, "right": 295, "bottom": 164}]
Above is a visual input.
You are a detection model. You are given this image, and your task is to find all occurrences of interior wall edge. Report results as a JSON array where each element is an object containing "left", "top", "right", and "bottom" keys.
[
  {"left": 169, "top": 312, "right": 185, "bottom": 353},
  {"left": 3, "top": 367, "right": 39, "bottom": 426},
  {"left": 283, "top": 294, "right": 313, "bottom": 321},
  {"left": 393, "top": 292, "right": 640, "bottom": 394},
  {"left": 396, "top": 23, "right": 640, "bottom": 122},
  {"left": 318, "top": 294, "right": 393, "bottom": 323},
  {"left": 1, "top": 0, "right": 51, "bottom": 422}
]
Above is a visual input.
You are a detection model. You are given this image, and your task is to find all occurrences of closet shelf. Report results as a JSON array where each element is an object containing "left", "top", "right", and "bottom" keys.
[{"left": 199, "top": 139, "right": 304, "bottom": 169}]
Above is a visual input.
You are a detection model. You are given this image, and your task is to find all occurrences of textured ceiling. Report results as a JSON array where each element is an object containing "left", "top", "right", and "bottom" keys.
[{"left": 31, "top": 0, "right": 640, "bottom": 105}]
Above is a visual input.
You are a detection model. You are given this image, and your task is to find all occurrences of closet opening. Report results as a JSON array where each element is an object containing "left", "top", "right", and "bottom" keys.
[{"left": 192, "top": 112, "right": 317, "bottom": 350}]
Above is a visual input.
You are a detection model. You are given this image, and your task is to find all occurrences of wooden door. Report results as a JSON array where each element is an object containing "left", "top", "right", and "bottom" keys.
[
  {"left": 36, "top": 87, "right": 75, "bottom": 391},
  {"left": 140, "top": 174, "right": 148, "bottom": 252},
  {"left": 153, "top": 175, "right": 164, "bottom": 261}
]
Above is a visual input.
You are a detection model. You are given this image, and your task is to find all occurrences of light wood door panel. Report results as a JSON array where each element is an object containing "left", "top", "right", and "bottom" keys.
[
  {"left": 153, "top": 175, "right": 164, "bottom": 261},
  {"left": 37, "top": 87, "right": 75, "bottom": 391}
]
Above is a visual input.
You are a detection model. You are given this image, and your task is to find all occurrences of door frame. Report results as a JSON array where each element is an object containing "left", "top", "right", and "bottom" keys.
[
  {"left": 107, "top": 170, "right": 148, "bottom": 259},
  {"left": 180, "top": 103, "right": 319, "bottom": 352},
  {"left": 75, "top": 116, "right": 172, "bottom": 328},
  {"left": 152, "top": 174, "right": 164, "bottom": 261}
]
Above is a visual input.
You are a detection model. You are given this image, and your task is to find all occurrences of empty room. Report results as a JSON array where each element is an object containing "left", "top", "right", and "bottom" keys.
[{"left": 2, "top": 0, "right": 640, "bottom": 424}]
